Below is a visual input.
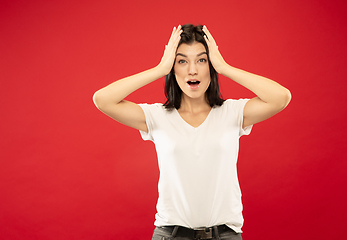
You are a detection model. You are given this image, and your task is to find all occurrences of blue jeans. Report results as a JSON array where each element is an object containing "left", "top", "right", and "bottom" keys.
[{"left": 151, "top": 225, "right": 242, "bottom": 240}]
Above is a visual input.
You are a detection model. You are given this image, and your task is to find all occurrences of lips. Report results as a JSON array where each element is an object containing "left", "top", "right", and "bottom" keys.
[{"left": 186, "top": 79, "right": 201, "bottom": 90}]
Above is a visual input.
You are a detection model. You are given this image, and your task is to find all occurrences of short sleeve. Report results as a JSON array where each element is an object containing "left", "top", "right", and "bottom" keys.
[
  {"left": 138, "top": 104, "right": 153, "bottom": 141},
  {"left": 138, "top": 103, "right": 156, "bottom": 141},
  {"left": 238, "top": 99, "right": 253, "bottom": 136},
  {"left": 224, "top": 99, "right": 253, "bottom": 137}
]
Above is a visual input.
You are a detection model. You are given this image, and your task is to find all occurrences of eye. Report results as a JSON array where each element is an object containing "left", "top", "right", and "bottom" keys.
[
  {"left": 178, "top": 59, "right": 187, "bottom": 64},
  {"left": 198, "top": 58, "right": 207, "bottom": 63}
]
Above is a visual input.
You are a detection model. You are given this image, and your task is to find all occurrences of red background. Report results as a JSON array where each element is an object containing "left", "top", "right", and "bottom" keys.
[{"left": 1, "top": 0, "right": 346, "bottom": 239}]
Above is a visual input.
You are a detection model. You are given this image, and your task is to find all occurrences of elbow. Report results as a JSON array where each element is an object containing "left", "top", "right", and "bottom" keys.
[
  {"left": 279, "top": 88, "right": 292, "bottom": 110},
  {"left": 92, "top": 90, "right": 104, "bottom": 110},
  {"left": 93, "top": 89, "right": 120, "bottom": 111}
]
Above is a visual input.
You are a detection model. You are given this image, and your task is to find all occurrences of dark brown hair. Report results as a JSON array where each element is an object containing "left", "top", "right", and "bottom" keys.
[{"left": 163, "top": 24, "right": 224, "bottom": 110}]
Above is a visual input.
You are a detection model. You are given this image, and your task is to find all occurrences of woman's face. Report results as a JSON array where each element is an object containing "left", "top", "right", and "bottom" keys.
[{"left": 174, "top": 42, "right": 211, "bottom": 101}]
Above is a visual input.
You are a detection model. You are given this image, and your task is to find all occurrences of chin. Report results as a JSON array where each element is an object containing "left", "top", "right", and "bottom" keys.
[{"left": 182, "top": 91, "right": 206, "bottom": 100}]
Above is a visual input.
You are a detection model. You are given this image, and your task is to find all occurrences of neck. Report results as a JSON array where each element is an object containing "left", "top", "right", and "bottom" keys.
[{"left": 179, "top": 94, "right": 210, "bottom": 113}]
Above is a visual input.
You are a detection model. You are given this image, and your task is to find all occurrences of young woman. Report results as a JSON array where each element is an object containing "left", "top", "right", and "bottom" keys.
[{"left": 93, "top": 24, "right": 291, "bottom": 240}]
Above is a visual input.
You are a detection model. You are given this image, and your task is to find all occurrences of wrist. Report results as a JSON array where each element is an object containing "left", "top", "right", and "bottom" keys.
[
  {"left": 153, "top": 64, "right": 170, "bottom": 78},
  {"left": 216, "top": 62, "right": 230, "bottom": 75},
  {"left": 155, "top": 63, "right": 172, "bottom": 77}
]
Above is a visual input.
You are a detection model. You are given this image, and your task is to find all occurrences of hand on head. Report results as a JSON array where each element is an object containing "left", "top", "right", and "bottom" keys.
[
  {"left": 158, "top": 24, "right": 227, "bottom": 76},
  {"left": 202, "top": 26, "right": 227, "bottom": 74},
  {"left": 158, "top": 25, "right": 182, "bottom": 75}
]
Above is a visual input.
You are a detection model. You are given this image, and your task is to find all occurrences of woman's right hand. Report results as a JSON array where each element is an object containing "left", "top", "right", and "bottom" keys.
[
  {"left": 93, "top": 25, "right": 182, "bottom": 133},
  {"left": 157, "top": 25, "right": 182, "bottom": 75}
]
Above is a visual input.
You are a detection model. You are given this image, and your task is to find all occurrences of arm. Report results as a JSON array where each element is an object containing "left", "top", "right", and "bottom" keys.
[
  {"left": 93, "top": 25, "right": 182, "bottom": 132},
  {"left": 203, "top": 26, "right": 291, "bottom": 128}
]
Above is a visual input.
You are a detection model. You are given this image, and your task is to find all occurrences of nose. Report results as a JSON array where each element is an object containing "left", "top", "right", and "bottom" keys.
[{"left": 188, "top": 62, "right": 197, "bottom": 76}]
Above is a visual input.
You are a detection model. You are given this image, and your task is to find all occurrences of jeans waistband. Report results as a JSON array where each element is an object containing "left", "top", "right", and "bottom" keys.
[{"left": 159, "top": 224, "right": 231, "bottom": 239}]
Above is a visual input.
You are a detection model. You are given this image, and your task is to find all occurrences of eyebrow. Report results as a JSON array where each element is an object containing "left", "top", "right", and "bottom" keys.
[{"left": 176, "top": 52, "right": 207, "bottom": 57}]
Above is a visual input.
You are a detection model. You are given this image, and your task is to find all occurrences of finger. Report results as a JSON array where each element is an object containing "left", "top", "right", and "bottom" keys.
[
  {"left": 202, "top": 25, "right": 212, "bottom": 39},
  {"left": 204, "top": 34, "right": 211, "bottom": 49},
  {"left": 170, "top": 25, "right": 181, "bottom": 40},
  {"left": 172, "top": 25, "right": 182, "bottom": 43},
  {"left": 203, "top": 25, "right": 217, "bottom": 45},
  {"left": 166, "top": 27, "right": 176, "bottom": 46},
  {"left": 167, "top": 26, "right": 178, "bottom": 46},
  {"left": 167, "top": 26, "right": 181, "bottom": 48},
  {"left": 170, "top": 26, "right": 177, "bottom": 39},
  {"left": 168, "top": 26, "right": 182, "bottom": 49}
]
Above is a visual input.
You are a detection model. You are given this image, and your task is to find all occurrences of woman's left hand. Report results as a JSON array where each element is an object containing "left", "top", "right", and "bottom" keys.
[{"left": 203, "top": 26, "right": 228, "bottom": 74}]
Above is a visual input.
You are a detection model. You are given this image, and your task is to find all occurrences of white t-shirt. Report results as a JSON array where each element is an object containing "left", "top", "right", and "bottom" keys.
[{"left": 139, "top": 99, "right": 252, "bottom": 233}]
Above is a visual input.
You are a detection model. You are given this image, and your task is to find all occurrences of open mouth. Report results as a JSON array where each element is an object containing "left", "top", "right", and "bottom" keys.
[{"left": 187, "top": 80, "right": 201, "bottom": 86}]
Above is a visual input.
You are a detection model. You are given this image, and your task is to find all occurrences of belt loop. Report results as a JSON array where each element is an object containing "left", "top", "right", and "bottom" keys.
[
  {"left": 171, "top": 226, "right": 179, "bottom": 237},
  {"left": 213, "top": 226, "right": 221, "bottom": 240}
]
